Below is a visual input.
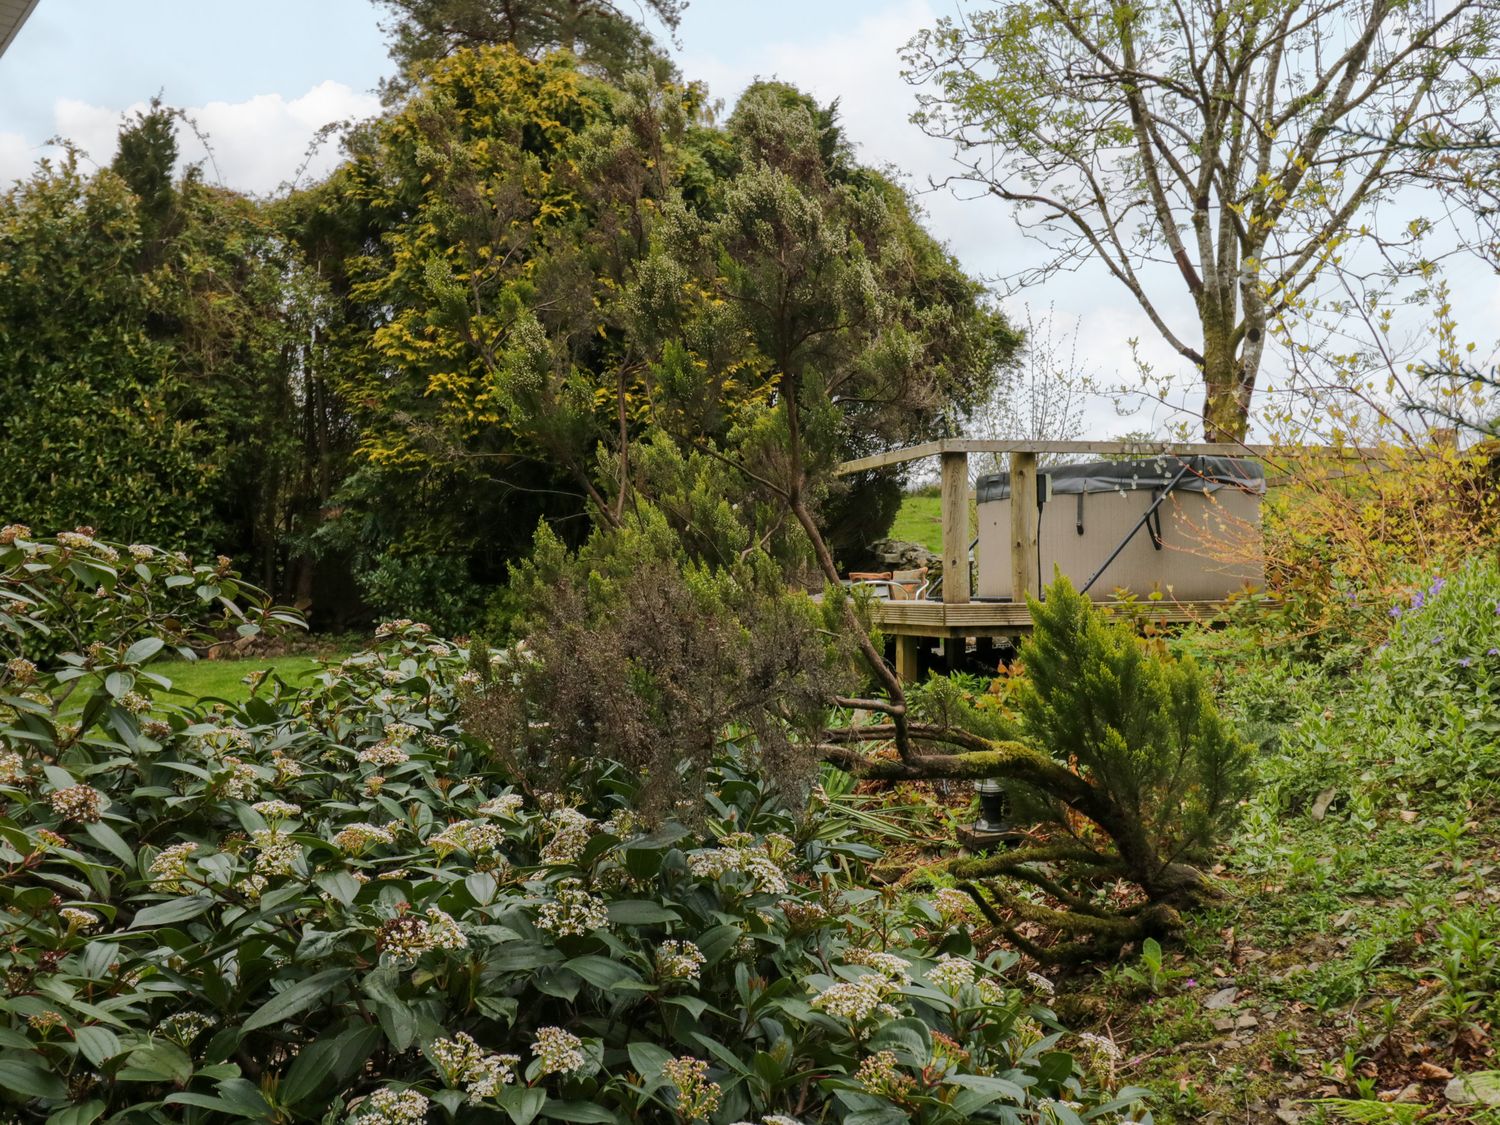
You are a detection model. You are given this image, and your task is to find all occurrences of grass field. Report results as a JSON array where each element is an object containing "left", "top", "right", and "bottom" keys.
[
  {"left": 889, "top": 493, "right": 944, "bottom": 554},
  {"left": 889, "top": 492, "right": 979, "bottom": 556},
  {"left": 152, "top": 655, "right": 329, "bottom": 703}
]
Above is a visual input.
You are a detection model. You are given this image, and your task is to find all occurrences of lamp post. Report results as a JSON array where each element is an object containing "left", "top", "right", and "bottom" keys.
[{"left": 973, "top": 779, "right": 1011, "bottom": 834}]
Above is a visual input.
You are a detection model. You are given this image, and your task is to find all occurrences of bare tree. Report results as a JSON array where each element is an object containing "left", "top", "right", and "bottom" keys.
[
  {"left": 904, "top": 0, "right": 1500, "bottom": 441},
  {"left": 971, "top": 303, "right": 1096, "bottom": 483}
]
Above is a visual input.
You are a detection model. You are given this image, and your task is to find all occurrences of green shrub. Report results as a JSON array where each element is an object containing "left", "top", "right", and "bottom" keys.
[
  {"left": 0, "top": 532, "right": 1150, "bottom": 1123},
  {"left": 1246, "top": 558, "right": 1500, "bottom": 814}
]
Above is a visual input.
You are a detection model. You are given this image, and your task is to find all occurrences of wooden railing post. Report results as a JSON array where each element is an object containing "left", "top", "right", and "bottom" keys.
[
  {"left": 1008, "top": 450, "right": 1039, "bottom": 603},
  {"left": 940, "top": 451, "right": 970, "bottom": 605}
]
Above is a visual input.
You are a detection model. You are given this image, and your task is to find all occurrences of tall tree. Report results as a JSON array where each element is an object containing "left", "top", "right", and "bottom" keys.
[
  {"left": 310, "top": 49, "right": 1015, "bottom": 626},
  {"left": 905, "top": 0, "right": 1499, "bottom": 440},
  {"left": 375, "top": 0, "right": 684, "bottom": 86}
]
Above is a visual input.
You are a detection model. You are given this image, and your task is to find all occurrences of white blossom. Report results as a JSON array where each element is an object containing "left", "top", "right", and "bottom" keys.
[
  {"left": 531, "top": 1026, "right": 585, "bottom": 1076},
  {"left": 535, "top": 879, "right": 609, "bottom": 937}
]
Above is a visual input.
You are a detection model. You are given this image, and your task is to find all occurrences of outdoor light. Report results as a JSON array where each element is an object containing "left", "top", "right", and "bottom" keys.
[{"left": 972, "top": 779, "right": 1011, "bottom": 833}]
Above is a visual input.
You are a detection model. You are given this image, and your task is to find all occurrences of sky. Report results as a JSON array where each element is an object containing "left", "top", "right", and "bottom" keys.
[{"left": 1, "top": 1, "right": 1494, "bottom": 440}]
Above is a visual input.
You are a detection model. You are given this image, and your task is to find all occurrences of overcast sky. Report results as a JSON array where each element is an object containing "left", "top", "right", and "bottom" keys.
[{"left": 2, "top": 1, "right": 1494, "bottom": 440}]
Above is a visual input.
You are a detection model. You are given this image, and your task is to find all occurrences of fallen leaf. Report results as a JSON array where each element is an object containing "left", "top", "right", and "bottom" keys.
[{"left": 1416, "top": 1062, "right": 1453, "bottom": 1080}]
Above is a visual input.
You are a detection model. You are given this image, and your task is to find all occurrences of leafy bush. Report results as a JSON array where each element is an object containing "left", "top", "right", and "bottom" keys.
[
  {"left": 1248, "top": 558, "right": 1500, "bottom": 814},
  {"left": 1255, "top": 442, "right": 1498, "bottom": 653},
  {"left": 892, "top": 579, "right": 1251, "bottom": 961},
  {"left": 0, "top": 533, "right": 1150, "bottom": 1123}
]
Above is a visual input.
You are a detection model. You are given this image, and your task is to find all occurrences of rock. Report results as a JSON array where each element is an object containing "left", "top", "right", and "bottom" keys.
[
  {"left": 1274, "top": 1100, "right": 1303, "bottom": 1123},
  {"left": 1446, "top": 1073, "right": 1500, "bottom": 1107},
  {"left": 1235, "top": 1013, "right": 1260, "bottom": 1029},
  {"left": 1205, "top": 986, "right": 1240, "bottom": 1010},
  {"left": 1213, "top": 1017, "right": 1236, "bottom": 1032},
  {"left": 1310, "top": 788, "right": 1338, "bottom": 820},
  {"left": 867, "top": 538, "right": 942, "bottom": 574}
]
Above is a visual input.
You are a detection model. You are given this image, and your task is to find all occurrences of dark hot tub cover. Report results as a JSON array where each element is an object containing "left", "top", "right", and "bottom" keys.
[{"left": 977, "top": 454, "right": 1265, "bottom": 502}]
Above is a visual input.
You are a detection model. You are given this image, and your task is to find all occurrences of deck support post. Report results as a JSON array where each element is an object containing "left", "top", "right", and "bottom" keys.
[
  {"left": 940, "top": 451, "right": 970, "bottom": 605},
  {"left": 895, "top": 635, "right": 922, "bottom": 683},
  {"left": 1008, "top": 450, "right": 1040, "bottom": 603}
]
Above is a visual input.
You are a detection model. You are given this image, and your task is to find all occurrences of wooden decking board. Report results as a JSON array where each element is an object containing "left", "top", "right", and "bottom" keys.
[{"left": 871, "top": 598, "right": 1232, "bottom": 638}]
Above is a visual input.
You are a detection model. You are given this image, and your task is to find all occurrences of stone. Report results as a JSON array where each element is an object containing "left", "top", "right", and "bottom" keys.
[
  {"left": 1205, "top": 986, "right": 1239, "bottom": 1010},
  {"left": 1446, "top": 1073, "right": 1500, "bottom": 1107},
  {"left": 1235, "top": 1013, "right": 1260, "bottom": 1029},
  {"left": 1212, "top": 1017, "right": 1236, "bottom": 1032},
  {"left": 1310, "top": 788, "right": 1338, "bottom": 820},
  {"left": 867, "top": 538, "right": 942, "bottom": 575}
]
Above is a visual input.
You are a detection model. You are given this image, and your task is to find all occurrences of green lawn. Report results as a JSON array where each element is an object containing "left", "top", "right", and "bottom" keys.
[
  {"left": 888, "top": 492, "right": 978, "bottom": 557},
  {"left": 889, "top": 493, "right": 944, "bottom": 554},
  {"left": 151, "top": 655, "right": 329, "bottom": 704}
]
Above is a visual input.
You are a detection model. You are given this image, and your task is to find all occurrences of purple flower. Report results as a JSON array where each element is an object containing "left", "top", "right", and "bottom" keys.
[
  {"left": 1488, "top": 648, "right": 1499, "bottom": 656},
  {"left": 1431, "top": 635, "right": 1445, "bottom": 645},
  {"left": 1429, "top": 577, "right": 1446, "bottom": 597},
  {"left": 1459, "top": 658, "right": 1472, "bottom": 667},
  {"left": 1410, "top": 592, "right": 1425, "bottom": 609},
  {"left": 1389, "top": 605, "right": 1404, "bottom": 618}
]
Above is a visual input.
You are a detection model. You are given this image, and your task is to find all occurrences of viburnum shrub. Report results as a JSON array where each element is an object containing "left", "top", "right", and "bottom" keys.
[{"left": 0, "top": 531, "right": 1150, "bottom": 1123}]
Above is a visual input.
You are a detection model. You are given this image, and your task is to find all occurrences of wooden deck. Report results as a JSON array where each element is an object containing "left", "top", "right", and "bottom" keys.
[{"left": 871, "top": 598, "right": 1234, "bottom": 638}]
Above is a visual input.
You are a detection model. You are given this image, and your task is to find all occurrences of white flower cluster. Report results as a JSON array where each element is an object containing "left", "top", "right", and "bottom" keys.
[
  {"left": 56, "top": 530, "right": 96, "bottom": 550},
  {"left": 160, "top": 1012, "right": 217, "bottom": 1044},
  {"left": 252, "top": 800, "right": 302, "bottom": 821},
  {"left": 0, "top": 523, "right": 30, "bottom": 545},
  {"left": 539, "top": 808, "right": 595, "bottom": 865},
  {"left": 59, "top": 907, "right": 98, "bottom": 930},
  {"left": 531, "top": 1026, "right": 585, "bottom": 1077},
  {"left": 118, "top": 691, "right": 151, "bottom": 715},
  {"left": 49, "top": 784, "right": 103, "bottom": 823},
  {"left": 220, "top": 756, "right": 259, "bottom": 799},
  {"left": 478, "top": 793, "right": 525, "bottom": 819},
  {"left": 854, "top": 1049, "right": 912, "bottom": 1098},
  {"left": 933, "top": 887, "right": 974, "bottom": 921},
  {"left": 250, "top": 829, "right": 302, "bottom": 876},
  {"left": 351, "top": 1088, "right": 430, "bottom": 1125},
  {"left": 844, "top": 948, "right": 911, "bottom": 982},
  {"left": 378, "top": 907, "right": 468, "bottom": 962},
  {"left": 926, "top": 955, "right": 976, "bottom": 993},
  {"left": 334, "top": 822, "right": 395, "bottom": 852},
  {"left": 357, "top": 741, "right": 409, "bottom": 767},
  {"left": 127, "top": 544, "right": 153, "bottom": 561},
  {"left": 535, "top": 879, "right": 609, "bottom": 937},
  {"left": 430, "top": 1032, "right": 520, "bottom": 1104},
  {"left": 375, "top": 619, "right": 431, "bottom": 638},
  {"left": 1027, "top": 971, "right": 1056, "bottom": 996},
  {"left": 149, "top": 842, "right": 198, "bottom": 891},
  {"left": 809, "top": 978, "right": 899, "bottom": 1024},
  {"left": 0, "top": 750, "right": 25, "bottom": 784},
  {"left": 1077, "top": 1032, "right": 1123, "bottom": 1062},
  {"left": 430, "top": 819, "right": 504, "bottom": 856},
  {"left": 271, "top": 749, "right": 304, "bottom": 780},
  {"left": 655, "top": 940, "right": 707, "bottom": 984},
  {"left": 687, "top": 834, "right": 790, "bottom": 895}
]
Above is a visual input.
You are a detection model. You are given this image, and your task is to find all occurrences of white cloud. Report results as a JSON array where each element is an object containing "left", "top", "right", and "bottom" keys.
[
  {"left": 0, "top": 131, "right": 37, "bottom": 187},
  {"left": 8, "top": 81, "right": 381, "bottom": 197}
]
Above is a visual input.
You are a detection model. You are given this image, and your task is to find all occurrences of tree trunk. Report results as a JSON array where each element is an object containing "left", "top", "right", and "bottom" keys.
[{"left": 1200, "top": 314, "right": 1251, "bottom": 442}]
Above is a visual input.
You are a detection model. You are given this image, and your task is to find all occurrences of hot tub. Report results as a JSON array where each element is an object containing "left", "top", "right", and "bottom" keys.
[{"left": 975, "top": 455, "right": 1265, "bottom": 601}]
